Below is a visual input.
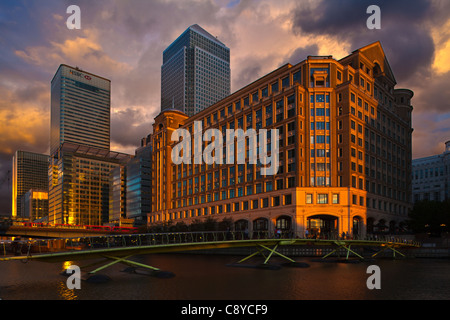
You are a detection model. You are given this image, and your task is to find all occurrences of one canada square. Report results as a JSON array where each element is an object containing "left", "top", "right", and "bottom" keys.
[{"left": 161, "top": 24, "right": 231, "bottom": 117}]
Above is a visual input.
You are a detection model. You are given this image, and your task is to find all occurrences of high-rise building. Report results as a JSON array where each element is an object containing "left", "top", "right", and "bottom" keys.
[
  {"left": 50, "top": 64, "right": 111, "bottom": 155},
  {"left": 108, "top": 137, "right": 152, "bottom": 227},
  {"left": 48, "top": 65, "right": 133, "bottom": 226},
  {"left": 149, "top": 42, "right": 414, "bottom": 237},
  {"left": 12, "top": 151, "right": 49, "bottom": 218},
  {"left": 48, "top": 142, "right": 132, "bottom": 225},
  {"left": 21, "top": 189, "right": 48, "bottom": 221},
  {"left": 412, "top": 141, "right": 450, "bottom": 202},
  {"left": 161, "top": 24, "right": 231, "bottom": 117},
  {"left": 125, "top": 140, "right": 152, "bottom": 225},
  {"left": 109, "top": 165, "right": 127, "bottom": 225}
]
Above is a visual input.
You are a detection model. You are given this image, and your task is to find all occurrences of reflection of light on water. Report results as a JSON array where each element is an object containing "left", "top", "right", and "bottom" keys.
[
  {"left": 62, "top": 261, "right": 75, "bottom": 271},
  {"left": 58, "top": 281, "right": 78, "bottom": 300},
  {"left": 58, "top": 261, "right": 79, "bottom": 300}
]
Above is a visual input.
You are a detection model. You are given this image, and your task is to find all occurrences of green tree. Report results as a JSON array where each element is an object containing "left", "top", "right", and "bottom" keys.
[{"left": 408, "top": 200, "right": 450, "bottom": 236}]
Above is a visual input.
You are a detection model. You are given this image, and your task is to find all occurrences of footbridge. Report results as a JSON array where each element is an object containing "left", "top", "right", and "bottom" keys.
[{"left": 0, "top": 231, "right": 420, "bottom": 279}]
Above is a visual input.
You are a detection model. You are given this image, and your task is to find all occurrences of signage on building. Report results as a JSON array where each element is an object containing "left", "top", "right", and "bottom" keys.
[{"left": 69, "top": 69, "right": 92, "bottom": 81}]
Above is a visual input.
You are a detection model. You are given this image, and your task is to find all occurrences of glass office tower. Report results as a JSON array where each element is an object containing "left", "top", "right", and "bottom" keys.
[
  {"left": 161, "top": 24, "right": 231, "bottom": 117},
  {"left": 48, "top": 143, "right": 132, "bottom": 225},
  {"left": 12, "top": 151, "right": 49, "bottom": 218},
  {"left": 50, "top": 64, "right": 111, "bottom": 155},
  {"left": 125, "top": 143, "right": 152, "bottom": 225}
]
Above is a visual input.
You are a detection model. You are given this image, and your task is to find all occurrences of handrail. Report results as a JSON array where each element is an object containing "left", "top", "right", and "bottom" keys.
[{"left": 0, "top": 231, "right": 421, "bottom": 258}]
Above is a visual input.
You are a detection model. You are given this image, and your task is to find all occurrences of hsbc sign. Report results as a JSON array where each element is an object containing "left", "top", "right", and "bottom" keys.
[{"left": 69, "top": 69, "right": 92, "bottom": 81}]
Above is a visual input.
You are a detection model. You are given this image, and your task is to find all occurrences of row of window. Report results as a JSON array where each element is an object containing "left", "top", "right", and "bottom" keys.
[
  {"left": 199, "top": 93, "right": 297, "bottom": 129},
  {"left": 305, "top": 192, "right": 408, "bottom": 215},
  {"left": 173, "top": 176, "right": 297, "bottom": 207},
  {"left": 167, "top": 193, "right": 294, "bottom": 221}
]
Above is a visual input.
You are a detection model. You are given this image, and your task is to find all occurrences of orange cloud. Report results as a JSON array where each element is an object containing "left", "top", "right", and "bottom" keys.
[{"left": 15, "top": 29, "right": 132, "bottom": 74}]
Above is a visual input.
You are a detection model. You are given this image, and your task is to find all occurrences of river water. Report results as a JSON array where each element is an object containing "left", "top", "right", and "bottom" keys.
[{"left": 1, "top": 253, "right": 449, "bottom": 301}]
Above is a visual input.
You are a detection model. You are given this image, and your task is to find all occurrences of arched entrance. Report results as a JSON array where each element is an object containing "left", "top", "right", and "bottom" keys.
[
  {"left": 235, "top": 219, "right": 248, "bottom": 231},
  {"left": 234, "top": 219, "right": 249, "bottom": 239},
  {"left": 375, "top": 219, "right": 387, "bottom": 233},
  {"left": 389, "top": 221, "right": 396, "bottom": 234},
  {"left": 307, "top": 215, "right": 338, "bottom": 239},
  {"left": 367, "top": 217, "right": 374, "bottom": 234},
  {"left": 253, "top": 218, "right": 269, "bottom": 238},
  {"left": 352, "top": 216, "right": 363, "bottom": 239},
  {"left": 276, "top": 215, "right": 292, "bottom": 237}
]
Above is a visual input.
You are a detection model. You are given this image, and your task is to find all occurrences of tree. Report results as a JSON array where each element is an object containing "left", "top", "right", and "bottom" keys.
[{"left": 408, "top": 200, "right": 450, "bottom": 236}]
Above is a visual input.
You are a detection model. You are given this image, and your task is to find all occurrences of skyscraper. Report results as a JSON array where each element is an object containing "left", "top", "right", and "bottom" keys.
[
  {"left": 125, "top": 141, "right": 152, "bottom": 225},
  {"left": 12, "top": 151, "right": 49, "bottom": 218},
  {"left": 48, "top": 142, "right": 132, "bottom": 225},
  {"left": 161, "top": 24, "right": 231, "bottom": 117},
  {"left": 50, "top": 64, "right": 111, "bottom": 155},
  {"left": 48, "top": 65, "right": 133, "bottom": 226}
]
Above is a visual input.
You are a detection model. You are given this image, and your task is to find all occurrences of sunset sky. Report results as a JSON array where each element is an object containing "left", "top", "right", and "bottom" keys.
[{"left": 1, "top": 0, "right": 450, "bottom": 214}]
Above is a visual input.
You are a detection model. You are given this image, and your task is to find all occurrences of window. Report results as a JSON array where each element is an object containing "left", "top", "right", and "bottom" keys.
[
  {"left": 332, "top": 194, "right": 339, "bottom": 204},
  {"left": 306, "top": 193, "right": 313, "bottom": 204},
  {"left": 317, "top": 194, "right": 328, "bottom": 204},
  {"left": 276, "top": 179, "right": 284, "bottom": 190},
  {"left": 262, "top": 198, "right": 269, "bottom": 208},
  {"left": 261, "top": 86, "right": 268, "bottom": 97},
  {"left": 288, "top": 176, "right": 296, "bottom": 188},
  {"left": 316, "top": 108, "right": 325, "bottom": 116},
  {"left": 282, "top": 77, "right": 289, "bottom": 89},
  {"left": 284, "top": 194, "right": 292, "bottom": 205},
  {"left": 271, "top": 81, "right": 279, "bottom": 93},
  {"left": 293, "top": 69, "right": 301, "bottom": 84},
  {"left": 273, "top": 196, "right": 280, "bottom": 206},
  {"left": 252, "top": 92, "right": 258, "bottom": 104}
]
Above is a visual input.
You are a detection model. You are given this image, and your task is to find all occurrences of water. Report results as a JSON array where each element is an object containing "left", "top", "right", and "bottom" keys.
[{"left": 1, "top": 253, "right": 449, "bottom": 300}]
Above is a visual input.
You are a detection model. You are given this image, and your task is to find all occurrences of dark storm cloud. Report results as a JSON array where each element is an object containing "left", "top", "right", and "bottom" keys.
[
  {"left": 411, "top": 71, "right": 450, "bottom": 114},
  {"left": 293, "top": 0, "right": 431, "bottom": 35},
  {"left": 290, "top": 0, "right": 450, "bottom": 159},
  {"left": 292, "top": 0, "right": 435, "bottom": 84},
  {"left": 111, "top": 108, "right": 154, "bottom": 150},
  {"left": 286, "top": 44, "right": 319, "bottom": 65}
]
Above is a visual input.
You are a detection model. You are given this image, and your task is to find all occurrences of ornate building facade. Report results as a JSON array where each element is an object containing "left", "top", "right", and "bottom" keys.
[{"left": 148, "top": 42, "right": 414, "bottom": 237}]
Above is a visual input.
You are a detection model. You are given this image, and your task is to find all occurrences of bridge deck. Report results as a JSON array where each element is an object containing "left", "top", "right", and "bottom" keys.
[{"left": 1, "top": 231, "right": 420, "bottom": 263}]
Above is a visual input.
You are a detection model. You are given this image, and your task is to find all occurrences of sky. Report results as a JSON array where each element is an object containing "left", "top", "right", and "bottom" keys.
[{"left": 0, "top": 0, "right": 449, "bottom": 215}]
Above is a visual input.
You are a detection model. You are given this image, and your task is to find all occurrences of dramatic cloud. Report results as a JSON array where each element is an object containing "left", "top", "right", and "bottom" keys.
[
  {"left": 291, "top": 0, "right": 450, "bottom": 158},
  {"left": 0, "top": 0, "right": 449, "bottom": 213}
]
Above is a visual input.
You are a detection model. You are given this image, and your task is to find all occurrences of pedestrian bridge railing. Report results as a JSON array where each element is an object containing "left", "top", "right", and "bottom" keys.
[{"left": 1, "top": 231, "right": 421, "bottom": 259}]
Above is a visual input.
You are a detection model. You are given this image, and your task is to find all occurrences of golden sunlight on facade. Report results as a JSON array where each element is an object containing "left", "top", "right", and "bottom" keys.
[{"left": 148, "top": 42, "right": 413, "bottom": 238}]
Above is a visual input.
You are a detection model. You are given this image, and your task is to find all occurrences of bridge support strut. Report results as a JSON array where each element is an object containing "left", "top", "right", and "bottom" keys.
[
  {"left": 322, "top": 241, "right": 364, "bottom": 260},
  {"left": 237, "top": 242, "right": 296, "bottom": 265},
  {"left": 372, "top": 244, "right": 405, "bottom": 258},
  {"left": 80, "top": 255, "right": 160, "bottom": 274}
]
